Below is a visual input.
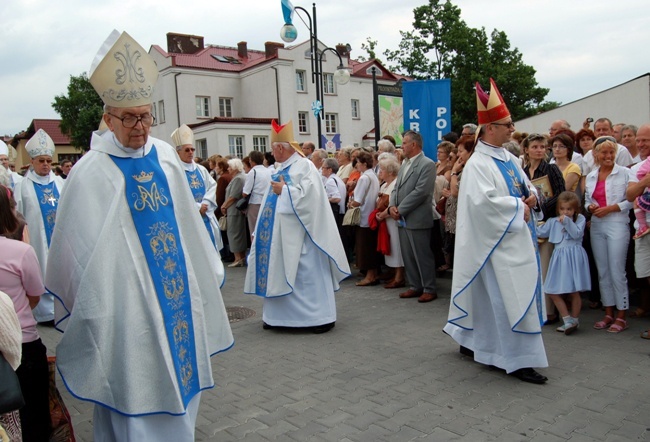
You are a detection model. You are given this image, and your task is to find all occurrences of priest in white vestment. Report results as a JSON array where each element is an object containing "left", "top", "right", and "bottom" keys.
[
  {"left": 244, "top": 121, "right": 350, "bottom": 333},
  {"left": 171, "top": 124, "right": 224, "bottom": 266},
  {"left": 46, "top": 30, "right": 233, "bottom": 440},
  {"left": 443, "top": 78, "right": 548, "bottom": 384},
  {"left": 14, "top": 129, "right": 65, "bottom": 323},
  {"left": 0, "top": 141, "right": 23, "bottom": 190}
]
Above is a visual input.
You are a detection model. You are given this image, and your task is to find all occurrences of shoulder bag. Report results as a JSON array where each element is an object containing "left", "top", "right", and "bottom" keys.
[{"left": 0, "top": 352, "right": 24, "bottom": 414}]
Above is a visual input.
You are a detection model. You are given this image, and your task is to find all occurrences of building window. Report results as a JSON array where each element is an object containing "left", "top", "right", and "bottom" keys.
[
  {"left": 296, "top": 70, "right": 306, "bottom": 92},
  {"left": 151, "top": 102, "right": 157, "bottom": 125},
  {"left": 219, "top": 98, "right": 233, "bottom": 117},
  {"left": 158, "top": 100, "right": 165, "bottom": 123},
  {"left": 253, "top": 136, "right": 268, "bottom": 153},
  {"left": 351, "top": 99, "right": 360, "bottom": 119},
  {"left": 196, "top": 138, "right": 208, "bottom": 159},
  {"left": 323, "top": 73, "right": 335, "bottom": 94},
  {"left": 298, "top": 112, "right": 309, "bottom": 134},
  {"left": 325, "top": 113, "right": 338, "bottom": 134},
  {"left": 196, "top": 96, "right": 210, "bottom": 117},
  {"left": 228, "top": 135, "right": 244, "bottom": 158}
]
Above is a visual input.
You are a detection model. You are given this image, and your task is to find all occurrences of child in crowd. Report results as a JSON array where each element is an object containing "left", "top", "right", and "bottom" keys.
[
  {"left": 633, "top": 159, "right": 650, "bottom": 239},
  {"left": 536, "top": 191, "right": 591, "bottom": 335}
]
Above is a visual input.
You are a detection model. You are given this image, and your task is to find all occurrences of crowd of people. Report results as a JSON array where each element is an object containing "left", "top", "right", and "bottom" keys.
[{"left": 2, "top": 30, "right": 650, "bottom": 439}]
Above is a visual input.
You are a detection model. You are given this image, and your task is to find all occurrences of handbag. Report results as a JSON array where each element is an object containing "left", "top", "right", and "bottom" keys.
[
  {"left": 342, "top": 207, "right": 361, "bottom": 226},
  {"left": 435, "top": 196, "right": 447, "bottom": 216},
  {"left": 218, "top": 216, "right": 227, "bottom": 231},
  {"left": 236, "top": 170, "right": 256, "bottom": 212},
  {"left": 235, "top": 195, "right": 250, "bottom": 212},
  {"left": 48, "top": 356, "right": 76, "bottom": 442},
  {"left": 0, "top": 352, "right": 24, "bottom": 414}
]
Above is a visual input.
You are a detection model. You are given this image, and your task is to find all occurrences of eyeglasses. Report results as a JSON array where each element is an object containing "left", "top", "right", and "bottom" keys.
[
  {"left": 183, "top": 148, "right": 196, "bottom": 153},
  {"left": 107, "top": 113, "right": 155, "bottom": 128},
  {"left": 552, "top": 144, "right": 568, "bottom": 149},
  {"left": 491, "top": 121, "right": 515, "bottom": 129}
]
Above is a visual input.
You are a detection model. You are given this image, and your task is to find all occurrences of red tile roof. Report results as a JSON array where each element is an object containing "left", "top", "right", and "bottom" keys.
[
  {"left": 152, "top": 45, "right": 272, "bottom": 72},
  {"left": 30, "top": 119, "right": 70, "bottom": 144},
  {"left": 349, "top": 59, "right": 402, "bottom": 81}
]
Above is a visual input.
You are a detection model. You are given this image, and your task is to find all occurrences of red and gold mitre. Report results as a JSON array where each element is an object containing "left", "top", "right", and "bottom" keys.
[
  {"left": 476, "top": 78, "right": 511, "bottom": 125},
  {"left": 271, "top": 120, "right": 304, "bottom": 157}
]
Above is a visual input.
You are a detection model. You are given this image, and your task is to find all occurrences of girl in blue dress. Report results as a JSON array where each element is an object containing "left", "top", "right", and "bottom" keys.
[{"left": 537, "top": 191, "right": 591, "bottom": 335}]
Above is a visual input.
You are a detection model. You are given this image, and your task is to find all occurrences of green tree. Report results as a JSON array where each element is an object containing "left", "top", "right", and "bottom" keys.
[
  {"left": 358, "top": 37, "right": 381, "bottom": 63},
  {"left": 52, "top": 73, "right": 104, "bottom": 152},
  {"left": 384, "top": 0, "right": 557, "bottom": 130}
]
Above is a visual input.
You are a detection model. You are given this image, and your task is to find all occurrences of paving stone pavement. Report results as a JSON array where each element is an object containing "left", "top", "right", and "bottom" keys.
[{"left": 39, "top": 267, "right": 650, "bottom": 441}]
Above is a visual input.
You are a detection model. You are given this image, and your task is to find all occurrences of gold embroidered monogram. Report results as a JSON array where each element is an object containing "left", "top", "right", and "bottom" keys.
[{"left": 134, "top": 182, "right": 169, "bottom": 212}]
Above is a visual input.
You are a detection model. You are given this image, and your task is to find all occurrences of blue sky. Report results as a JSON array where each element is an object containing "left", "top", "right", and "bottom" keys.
[{"left": 1, "top": 0, "right": 648, "bottom": 135}]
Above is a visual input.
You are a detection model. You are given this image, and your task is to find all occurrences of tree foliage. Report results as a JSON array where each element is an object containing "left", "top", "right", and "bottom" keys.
[
  {"left": 358, "top": 37, "right": 381, "bottom": 63},
  {"left": 383, "top": 0, "right": 558, "bottom": 130},
  {"left": 52, "top": 73, "right": 104, "bottom": 152}
]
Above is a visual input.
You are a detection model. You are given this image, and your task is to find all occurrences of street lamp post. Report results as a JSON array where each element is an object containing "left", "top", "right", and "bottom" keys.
[{"left": 280, "top": 2, "right": 349, "bottom": 149}]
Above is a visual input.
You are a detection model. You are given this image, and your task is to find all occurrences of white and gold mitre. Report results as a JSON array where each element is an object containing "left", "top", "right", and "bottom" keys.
[
  {"left": 89, "top": 30, "right": 158, "bottom": 108},
  {"left": 26, "top": 129, "right": 55, "bottom": 158},
  {"left": 171, "top": 125, "right": 194, "bottom": 149},
  {"left": 0, "top": 140, "right": 8, "bottom": 157}
]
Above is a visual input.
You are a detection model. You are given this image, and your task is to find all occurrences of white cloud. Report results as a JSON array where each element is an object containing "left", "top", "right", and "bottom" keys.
[{"left": 1, "top": 0, "right": 649, "bottom": 135}]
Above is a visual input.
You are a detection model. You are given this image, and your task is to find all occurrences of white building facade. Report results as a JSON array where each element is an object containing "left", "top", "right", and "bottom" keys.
[
  {"left": 514, "top": 74, "right": 650, "bottom": 134},
  {"left": 148, "top": 33, "right": 402, "bottom": 158}
]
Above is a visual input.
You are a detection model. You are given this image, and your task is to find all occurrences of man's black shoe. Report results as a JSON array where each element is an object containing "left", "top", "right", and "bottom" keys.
[
  {"left": 262, "top": 322, "right": 273, "bottom": 330},
  {"left": 459, "top": 346, "right": 474, "bottom": 358},
  {"left": 510, "top": 368, "right": 547, "bottom": 384},
  {"left": 311, "top": 322, "right": 335, "bottom": 334}
]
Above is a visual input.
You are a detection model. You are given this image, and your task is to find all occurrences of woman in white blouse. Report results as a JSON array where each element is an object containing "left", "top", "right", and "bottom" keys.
[
  {"left": 585, "top": 137, "right": 634, "bottom": 333},
  {"left": 349, "top": 151, "right": 381, "bottom": 286}
]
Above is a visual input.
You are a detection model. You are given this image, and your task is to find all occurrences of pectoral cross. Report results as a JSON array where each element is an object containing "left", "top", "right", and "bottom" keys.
[{"left": 47, "top": 195, "right": 57, "bottom": 206}]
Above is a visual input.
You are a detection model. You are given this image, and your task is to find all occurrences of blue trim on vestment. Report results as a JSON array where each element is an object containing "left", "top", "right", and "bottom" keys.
[
  {"left": 32, "top": 180, "right": 59, "bottom": 247},
  {"left": 184, "top": 169, "right": 217, "bottom": 248},
  {"left": 111, "top": 146, "right": 200, "bottom": 407}
]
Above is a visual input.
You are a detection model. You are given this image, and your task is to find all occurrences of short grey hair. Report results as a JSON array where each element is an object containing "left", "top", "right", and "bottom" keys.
[
  {"left": 323, "top": 158, "right": 339, "bottom": 173},
  {"left": 621, "top": 124, "right": 638, "bottom": 135},
  {"left": 227, "top": 158, "right": 244, "bottom": 174},
  {"left": 502, "top": 141, "right": 521, "bottom": 157},
  {"left": 377, "top": 139, "right": 396, "bottom": 153},
  {"left": 378, "top": 157, "right": 400, "bottom": 176},
  {"left": 462, "top": 123, "right": 477, "bottom": 134},
  {"left": 313, "top": 149, "right": 328, "bottom": 160}
]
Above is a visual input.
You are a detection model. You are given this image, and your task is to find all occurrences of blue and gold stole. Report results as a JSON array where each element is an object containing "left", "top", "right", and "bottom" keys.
[
  {"left": 33, "top": 181, "right": 59, "bottom": 247},
  {"left": 253, "top": 165, "right": 293, "bottom": 297},
  {"left": 111, "top": 146, "right": 199, "bottom": 405},
  {"left": 493, "top": 157, "right": 544, "bottom": 328},
  {"left": 184, "top": 169, "right": 216, "bottom": 248}
]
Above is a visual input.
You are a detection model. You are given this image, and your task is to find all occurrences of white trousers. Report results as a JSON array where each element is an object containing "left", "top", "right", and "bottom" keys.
[
  {"left": 590, "top": 221, "right": 629, "bottom": 310},
  {"left": 93, "top": 392, "right": 201, "bottom": 442}
]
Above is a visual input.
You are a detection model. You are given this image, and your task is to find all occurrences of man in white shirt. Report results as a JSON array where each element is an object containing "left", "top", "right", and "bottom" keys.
[{"left": 242, "top": 150, "right": 272, "bottom": 238}]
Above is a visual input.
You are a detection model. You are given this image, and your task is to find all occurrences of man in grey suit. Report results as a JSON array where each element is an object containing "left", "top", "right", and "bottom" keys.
[{"left": 389, "top": 131, "right": 438, "bottom": 302}]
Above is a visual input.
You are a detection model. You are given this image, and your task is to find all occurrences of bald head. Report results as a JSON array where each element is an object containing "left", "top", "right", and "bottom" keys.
[
  {"left": 636, "top": 124, "right": 650, "bottom": 160},
  {"left": 549, "top": 120, "right": 570, "bottom": 137}
]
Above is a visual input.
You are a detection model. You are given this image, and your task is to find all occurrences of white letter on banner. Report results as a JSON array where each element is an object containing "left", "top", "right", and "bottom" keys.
[
  {"left": 411, "top": 122, "right": 420, "bottom": 131},
  {"left": 436, "top": 107, "right": 447, "bottom": 117},
  {"left": 409, "top": 109, "right": 420, "bottom": 119}
]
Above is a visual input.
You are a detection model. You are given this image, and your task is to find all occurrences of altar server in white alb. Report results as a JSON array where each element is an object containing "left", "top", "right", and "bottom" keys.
[
  {"left": 244, "top": 120, "right": 350, "bottom": 333},
  {"left": 46, "top": 30, "right": 233, "bottom": 440},
  {"left": 171, "top": 124, "right": 225, "bottom": 264},
  {"left": 444, "top": 78, "right": 548, "bottom": 384},
  {"left": 0, "top": 140, "right": 23, "bottom": 190},
  {"left": 14, "top": 129, "right": 64, "bottom": 324}
]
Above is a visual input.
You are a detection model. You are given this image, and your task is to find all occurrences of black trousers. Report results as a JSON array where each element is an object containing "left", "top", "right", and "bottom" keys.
[{"left": 16, "top": 339, "right": 51, "bottom": 442}]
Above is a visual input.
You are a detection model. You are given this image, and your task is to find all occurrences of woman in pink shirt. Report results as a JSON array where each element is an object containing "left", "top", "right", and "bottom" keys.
[{"left": 0, "top": 185, "right": 51, "bottom": 440}]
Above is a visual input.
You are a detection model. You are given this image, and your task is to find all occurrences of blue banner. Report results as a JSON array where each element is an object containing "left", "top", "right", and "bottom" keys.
[{"left": 402, "top": 79, "right": 451, "bottom": 161}]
